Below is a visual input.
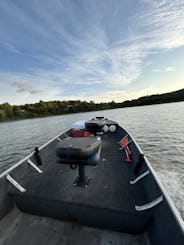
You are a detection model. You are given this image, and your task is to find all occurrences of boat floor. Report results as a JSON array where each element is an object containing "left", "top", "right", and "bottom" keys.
[
  {"left": 0, "top": 208, "right": 150, "bottom": 245},
  {"left": 10, "top": 129, "right": 151, "bottom": 234}
]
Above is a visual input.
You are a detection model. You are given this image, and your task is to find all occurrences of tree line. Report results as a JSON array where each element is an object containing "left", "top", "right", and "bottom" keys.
[{"left": 0, "top": 88, "right": 183, "bottom": 122}]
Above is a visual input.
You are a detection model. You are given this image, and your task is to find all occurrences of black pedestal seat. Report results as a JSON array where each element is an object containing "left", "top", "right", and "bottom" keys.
[{"left": 56, "top": 137, "right": 101, "bottom": 187}]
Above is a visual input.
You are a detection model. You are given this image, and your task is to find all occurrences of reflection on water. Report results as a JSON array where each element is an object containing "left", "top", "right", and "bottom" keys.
[{"left": 0, "top": 102, "right": 184, "bottom": 218}]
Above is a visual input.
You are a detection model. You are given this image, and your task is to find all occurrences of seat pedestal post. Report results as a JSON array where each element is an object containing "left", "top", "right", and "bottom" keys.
[{"left": 73, "top": 165, "right": 90, "bottom": 188}]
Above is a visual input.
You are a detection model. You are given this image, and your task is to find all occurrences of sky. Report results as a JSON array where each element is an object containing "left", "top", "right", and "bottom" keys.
[{"left": 0, "top": 0, "right": 184, "bottom": 105}]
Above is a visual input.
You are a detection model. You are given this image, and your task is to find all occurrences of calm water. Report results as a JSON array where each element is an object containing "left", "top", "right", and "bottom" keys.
[{"left": 0, "top": 102, "right": 184, "bottom": 218}]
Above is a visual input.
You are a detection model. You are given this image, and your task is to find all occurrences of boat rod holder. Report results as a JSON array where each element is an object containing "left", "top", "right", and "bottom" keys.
[{"left": 34, "top": 147, "right": 43, "bottom": 166}]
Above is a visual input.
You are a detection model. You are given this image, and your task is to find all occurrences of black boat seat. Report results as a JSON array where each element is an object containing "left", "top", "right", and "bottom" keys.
[
  {"left": 56, "top": 137, "right": 101, "bottom": 187},
  {"left": 56, "top": 137, "right": 101, "bottom": 166}
]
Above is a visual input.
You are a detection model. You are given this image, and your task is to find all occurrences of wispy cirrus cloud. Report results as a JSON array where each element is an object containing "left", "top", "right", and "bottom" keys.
[
  {"left": 2, "top": 42, "right": 21, "bottom": 54},
  {"left": 0, "top": 0, "right": 184, "bottom": 104},
  {"left": 137, "top": 0, "right": 184, "bottom": 49}
]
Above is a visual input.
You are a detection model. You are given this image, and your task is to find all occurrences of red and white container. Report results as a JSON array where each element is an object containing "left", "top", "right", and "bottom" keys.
[{"left": 71, "top": 120, "right": 90, "bottom": 137}]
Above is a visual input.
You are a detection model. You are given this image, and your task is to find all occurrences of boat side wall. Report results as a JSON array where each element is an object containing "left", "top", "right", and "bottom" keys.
[
  {"left": 143, "top": 159, "right": 184, "bottom": 244},
  {"left": 126, "top": 129, "right": 184, "bottom": 245},
  {"left": 0, "top": 178, "right": 13, "bottom": 220},
  {"left": 0, "top": 161, "right": 31, "bottom": 220}
]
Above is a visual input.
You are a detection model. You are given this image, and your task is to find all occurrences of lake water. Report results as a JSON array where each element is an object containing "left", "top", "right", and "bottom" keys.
[{"left": 0, "top": 102, "right": 184, "bottom": 218}]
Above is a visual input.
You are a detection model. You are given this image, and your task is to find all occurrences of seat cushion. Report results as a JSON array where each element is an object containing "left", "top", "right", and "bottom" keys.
[{"left": 56, "top": 137, "right": 101, "bottom": 166}]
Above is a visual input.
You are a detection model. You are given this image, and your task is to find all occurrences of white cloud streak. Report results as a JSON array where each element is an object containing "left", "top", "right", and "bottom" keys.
[{"left": 165, "top": 66, "right": 176, "bottom": 72}]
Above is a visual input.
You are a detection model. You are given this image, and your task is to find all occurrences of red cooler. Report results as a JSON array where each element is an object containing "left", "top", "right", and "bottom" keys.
[{"left": 71, "top": 120, "right": 90, "bottom": 137}]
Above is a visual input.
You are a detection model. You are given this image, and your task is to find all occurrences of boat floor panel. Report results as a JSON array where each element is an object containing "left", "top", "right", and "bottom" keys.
[{"left": 0, "top": 208, "right": 150, "bottom": 245}]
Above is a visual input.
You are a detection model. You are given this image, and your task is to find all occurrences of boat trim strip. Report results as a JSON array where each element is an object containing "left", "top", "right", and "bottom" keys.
[
  {"left": 135, "top": 195, "right": 163, "bottom": 211},
  {"left": 130, "top": 170, "right": 150, "bottom": 184},
  {"left": 27, "top": 159, "right": 43, "bottom": 174},
  {"left": 6, "top": 174, "right": 26, "bottom": 192}
]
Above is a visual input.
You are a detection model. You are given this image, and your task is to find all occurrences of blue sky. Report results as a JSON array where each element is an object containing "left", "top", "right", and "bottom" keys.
[{"left": 0, "top": 0, "right": 184, "bottom": 105}]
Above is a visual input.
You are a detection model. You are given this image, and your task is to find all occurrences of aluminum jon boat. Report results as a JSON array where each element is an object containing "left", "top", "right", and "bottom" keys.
[{"left": 0, "top": 117, "right": 183, "bottom": 245}]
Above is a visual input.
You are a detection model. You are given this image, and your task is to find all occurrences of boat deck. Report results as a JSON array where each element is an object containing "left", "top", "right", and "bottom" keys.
[{"left": 9, "top": 128, "right": 151, "bottom": 235}]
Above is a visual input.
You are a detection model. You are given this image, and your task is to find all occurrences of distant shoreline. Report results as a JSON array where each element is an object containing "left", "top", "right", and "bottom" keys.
[
  {"left": 0, "top": 88, "right": 183, "bottom": 123},
  {"left": 0, "top": 98, "right": 184, "bottom": 123}
]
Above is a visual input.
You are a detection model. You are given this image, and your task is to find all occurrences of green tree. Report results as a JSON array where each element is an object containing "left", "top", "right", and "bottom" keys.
[
  {"left": 0, "top": 109, "right": 6, "bottom": 121},
  {"left": 1, "top": 103, "right": 13, "bottom": 118}
]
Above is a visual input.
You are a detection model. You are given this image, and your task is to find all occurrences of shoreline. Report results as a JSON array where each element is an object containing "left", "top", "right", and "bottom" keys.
[{"left": 1, "top": 100, "right": 184, "bottom": 123}]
